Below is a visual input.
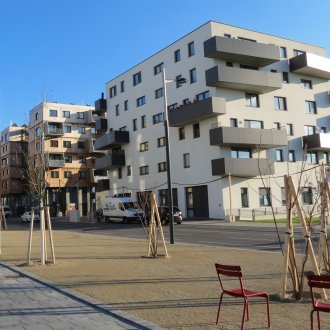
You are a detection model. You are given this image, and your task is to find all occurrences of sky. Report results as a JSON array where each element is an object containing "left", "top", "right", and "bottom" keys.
[{"left": 1, "top": 0, "right": 330, "bottom": 132}]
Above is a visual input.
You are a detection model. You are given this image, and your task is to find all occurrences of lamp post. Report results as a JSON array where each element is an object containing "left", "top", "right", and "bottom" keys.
[{"left": 162, "top": 68, "right": 187, "bottom": 244}]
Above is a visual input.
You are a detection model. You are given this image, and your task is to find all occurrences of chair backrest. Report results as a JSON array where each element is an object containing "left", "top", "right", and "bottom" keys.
[
  {"left": 307, "top": 274, "right": 330, "bottom": 307},
  {"left": 215, "top": 263, "right": 243, "bottom": 291}
]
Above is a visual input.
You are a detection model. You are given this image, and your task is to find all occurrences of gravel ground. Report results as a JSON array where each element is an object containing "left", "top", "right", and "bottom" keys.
[{"left": 1, "top": 226, "right": 329, "bottom": 330}]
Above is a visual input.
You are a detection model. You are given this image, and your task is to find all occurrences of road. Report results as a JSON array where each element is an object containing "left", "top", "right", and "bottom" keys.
[{"left": 7, "top": 217, "right": 323, "bottom": 254}]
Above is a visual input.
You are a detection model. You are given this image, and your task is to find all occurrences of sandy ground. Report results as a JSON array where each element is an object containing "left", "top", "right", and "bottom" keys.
[{"left": 0, "top": 224, "right": 329, "bottom": 330}]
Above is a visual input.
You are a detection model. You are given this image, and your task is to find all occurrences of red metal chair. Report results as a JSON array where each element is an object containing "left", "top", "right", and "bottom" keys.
[
  {"left": 215, "top": 263, "right": 270, "bottom": 330},
  {"left": 307, "top": 274, "right": 330, "bottom": 330}
]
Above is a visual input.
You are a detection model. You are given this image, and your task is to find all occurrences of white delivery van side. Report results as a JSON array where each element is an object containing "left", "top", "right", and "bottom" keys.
[{"left": 101, "top": 197, "right": 144, "bottom": 223}]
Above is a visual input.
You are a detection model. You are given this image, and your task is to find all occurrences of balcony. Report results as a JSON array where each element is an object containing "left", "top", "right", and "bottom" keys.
[
  {"left": 94, "top": 98, "right": 107, "bottom": 114},
  {"left": 210, "top": 126, "right": 288, "bottom": 148},
  {"left": 90, "top": 169, "right": 108, "bottom": 183},
  {"left": 211, "top": 158, "right": 274, "bottom": 177},
  {"left": 44, "top": 122, "right": 64, "bottom": 136},
  {"left": 168, "top": 97, "right": 226, "bottom": 127},
  {"left": 289, "top": 53, "right": 330, "bottom": 79},
  {"left": 87, "top": 111, "right": 98, "bottom": 124},
  {"left": 88, "top": 140, "right": 106, "bottom": 154},
  {"left": 204, "top": 36, "right": 280, "bottom": 67},
  {"left": 47, "top": 153, "right": 65, "bottom": 168},
  {"left": 303, "top": 133, "right": 330, "bottom": 151},
  {"left": 95, "top": 153, "right": 125, "bottom": 170},
  {"left": 94, "top": 131, "right": 129, "bottom": 150},
  {"left": 95, "top": 117, "right": 108, "bottom": 132},
  {"left": 205, "top": 65, "right": 282, "bottom": 93}
]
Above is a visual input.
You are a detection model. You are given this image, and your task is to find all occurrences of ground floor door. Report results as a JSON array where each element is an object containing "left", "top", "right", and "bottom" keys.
[{"left": 185, "top": 185, "right": 209, "bottom": 218}]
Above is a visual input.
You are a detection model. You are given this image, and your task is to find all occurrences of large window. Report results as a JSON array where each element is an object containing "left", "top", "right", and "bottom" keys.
[
  {"left": 49, "top": 109, "right": 57, "bottom": 117},
  {"left": 51, "top": 171, "right": 59, "bottom": 178},
  {"left": 136, "top": 96, "right": 146, "bottom": 107},
  {"left": 231, "top": 148, "right": 251, "bottom": 159},
  {"left": 155, "top": 88, "right": 163, "bottom": 99},
  {"left": 189, "top": 68, "right": 197, "bottom": 83},
  {"left": 139, "top": 165, "right": 149, "bottom": 175},
  {"left": 274, "top": 96, "right": 287, "bottom": 111},
  {"left": 276, "top": 149, "right": 283, "bottom": 162},
  {"left": 77, "top": 126, "right": 85, "bottom": 134},
  {"left": 244, "top": 120, "right": 263, "bottom": 129},
  {"left": 188, "top": 41, "right": 195, "bottom": 57},
  {"left": 139, "top": 142, "right": 148, "bottom": 152},
  {"left": 259, "top": 187, "right": 271, "bottom": 206},
  {"left": 245, "top": 93, "right": 259, "bottom": 107},
  {"left": 174, "top": 49, "right": 181, "bottom": 62},
  {"left": 158, "top": 162, "right": 167, "bottom": 172},
  {"left": 64, "top": 125, "right": 71, "bottom": 133},
  {"left": 193, "top": 123, "right": 200, "bottom": 138},
  {"left": 241, "top": 188, "right": 249, "bottom": 207},
  {"left": 63, "top": 141, "right": 71, "bottom": 148},
  {"left": 304, "top": 125, "right": 316, "bottom": 136},
  {"left": 301, "top": 79, "right": 312, "bottom": 89},
  {"left": 280, "top": 46, "right": 287, "bottom": 58},
  {"left": 302, "top": 187, "right": 313, "bottom": 205},
  {"left": 109, "top": 86, "right": 117, "bottom": 98},
  {"left": 77, "top": 112, "right": 84, "bottom": 119},
  {"left": 50, "top": 140, "right": 58, "bottom": 147},
  {"left": 196, "top": 90, "right": 209, "bottom": 101},
  {"left": 288, "top": 150, "right": 296, "bottom": 162},
  {"left": 154, "top": 63, "right": 163, "bottom": 75},
  {"left": 62, "top": 111, "right": 70, "bottom": 118},
  {"left": 286, "top": 124, "right": 293, "bottom": 136},
  {"left": 157, "top": 137, "right": 166, "bottom": 147},
  {"left": 133, "top": 71, "right": 142, "bottom": 86},
  {"left": 305, "top": 100, "right": 317, "bottom": 114},
  {"left": 306, "top": 152, "right": 318, "bottom": 164},
  {"left": 153, "top": 113, "right": 164, "bottom": 124}
]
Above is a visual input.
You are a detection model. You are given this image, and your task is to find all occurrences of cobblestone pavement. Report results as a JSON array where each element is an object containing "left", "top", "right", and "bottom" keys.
[{"left": 0, "top": 263, "right": 163, "bottom": 330}]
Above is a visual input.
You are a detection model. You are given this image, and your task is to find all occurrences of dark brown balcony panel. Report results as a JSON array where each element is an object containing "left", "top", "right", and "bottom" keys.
[
  {"left": 303, "top": 133, "right": 330, "bottom": 151},
  {"left": 168, "top": 97, "right": 226, "bottom": 127},
  {"left": 204, "top": 36, "right": 280, "bottom": 67},
  {"left": 95, "top": 117, "right": 108, "bottom": 132},
  {"left": 94, "top": 98, "right": 107, "bottom": 114},
  {"left": 210, "top": 127, "right": 287, "bottom": 148},
  {"left": 95, "top": 154, "right": 125, "bottom": 170},
  {"left": 289, "top": 53, "right": 330, "bottom": 79},
  {"left": 94, "top": 131, "right": 129, "bottom": 150},
  {"left": 205, "top": 65, "right": 282, "bottom": 93},
  {"left": 211, "top": 158, "right": 274, "bottom": 177},
  {"left": 44, "top": 122, "right": 64, "bottom": 136}
]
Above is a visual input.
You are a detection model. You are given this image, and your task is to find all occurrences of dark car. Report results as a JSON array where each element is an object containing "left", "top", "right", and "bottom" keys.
[{"left": 157, "top": 206, "right": 183, "bottom": 225}]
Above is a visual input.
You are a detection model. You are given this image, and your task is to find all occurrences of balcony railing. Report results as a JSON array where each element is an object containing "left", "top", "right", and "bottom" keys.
[
  {"left": 95, "top": 154, "right": 126, "bottom": 170},
  {"left": 94, "top": 131, "right": 129, "bottom": 150},
  {"left": 44, "top": 122, "right": 64, "bottom": 136}
]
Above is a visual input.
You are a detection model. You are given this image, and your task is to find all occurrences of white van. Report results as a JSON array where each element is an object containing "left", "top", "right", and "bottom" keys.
[{"left": 101, "top": 197, "right": 144, "bottom": 223}]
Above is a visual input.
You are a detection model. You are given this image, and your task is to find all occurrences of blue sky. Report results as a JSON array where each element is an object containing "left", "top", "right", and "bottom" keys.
[{"left": 1, "top": 0, "right": 330, "bottom": 131}]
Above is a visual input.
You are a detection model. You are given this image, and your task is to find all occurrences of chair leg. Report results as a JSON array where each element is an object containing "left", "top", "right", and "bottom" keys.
[
  {"left": 265, "top": 295, "right": 271, "bottom": 328},
  {"left": 241, "top": 298, "right": 248, "bottom": 330},
  {"left": 245, "top": 298, "right": 249, "bottom": 321},
  {"left": 317, "top": 311, "right": 320, "bottom": 330},
  {"left": 310, "top": 310, "right": 314, "bottom": 330},
  {"left": 216, "top": 292, "right": 224, "bottom": 325}
]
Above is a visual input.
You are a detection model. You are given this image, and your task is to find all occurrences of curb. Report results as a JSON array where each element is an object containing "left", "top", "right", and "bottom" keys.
[{"left": 0, "top": 261, "right": 166, "bottom": 330}]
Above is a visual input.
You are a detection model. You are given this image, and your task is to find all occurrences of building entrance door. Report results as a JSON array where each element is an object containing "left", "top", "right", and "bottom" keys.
[{"left": 185, "top": 185, "right": 209, "bottom": 218}]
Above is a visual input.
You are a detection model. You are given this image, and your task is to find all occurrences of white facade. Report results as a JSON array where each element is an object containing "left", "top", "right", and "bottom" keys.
[{"left": 96, "top": 21, "right": 330, "bottom": 219}]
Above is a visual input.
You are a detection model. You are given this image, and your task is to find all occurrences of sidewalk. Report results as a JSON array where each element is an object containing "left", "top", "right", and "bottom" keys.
[{"left": 0, "top": 262, "right": 163, "bottom": 330}]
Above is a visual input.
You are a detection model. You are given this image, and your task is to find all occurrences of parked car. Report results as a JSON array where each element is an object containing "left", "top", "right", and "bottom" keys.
[
  {"left": 21, "top": 211, "right": 40, "bottom": 223},
  {"left": 146, "top": 206, "right": 183, "bottom": 225}
]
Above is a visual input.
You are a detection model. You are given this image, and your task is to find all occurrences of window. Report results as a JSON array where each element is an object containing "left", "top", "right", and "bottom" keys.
[
  {"left": 280, "top": 46, "right": 287, "bottom": 58},
  {"left": 51, "top": 171, "right": 59, "bottom": 178},
  {"left": 77, "top": 112, "right": 84, "bottom": 119},
  {"left": 282, "top": 72, "right": 289, "bottom": 83},
  {"left": 49, "top": 109, "right": 57, "bottom": 117},
  {"left": 62, "top": 111, "right": 70, "bottom": 118},
  {"left": 154, "top": 63, "right": 163, "bottom": 75},
  {"left": 305, "top": 101, "right": 317, "bottom": 114},
  {"left": 155, "top": 88, "right": 163, "bottom": 99},
  {"left": 115, "top": 104, "right": 119, "bottom": 116},
  {"left": 117, "top": 168, "right": 122, "bottom": 179},
  {"left": 276, "top": 149, "right": 283, "bottom": 162},
  {"left": 64, "top": 171, "right": 72, "bottom": 178},
  {"left": 158, "top": 162, "right": 167, "bottom": 172},
  {"left": 322, "top": 152, "right": 329, "bottom": 165},
  {"left": 286, "top": 124, "right": 293, "bottom": 136},
  {"left": 226, "top": 61, "right": 233, "bottom": 67},
  {"left": 64, "top": 125, "right": 71, "bottom": 133},
  {"left": 274, "top": 96, "right": 287, "bottom": 111},
  {"left": 50, "top": 140, "right": 58, "bottom": 147},
  {"left": 174, "top": 49, "right": 181, "bottom": 62},
  {"left": 65, "top": 155, "right": 72, "bottom": 163},
  {"left": 320, "top": 127, "right": 327, "bottom": 133},
  {"left": 157, "top": 137, "right": 166, "bottom": 147},
  {"left": 179, "top": 127, "right": 185, "bottom": 140},
  {"left": 288, "top": 150, "right": 296, "bottom": 162},
  {"left": 189, "top": 68, "right": 197, "bottom": 83},
  {"left": 306, "top": 152, "right": 318, "bottom": 164},
  {"left": 120, "top": 80, "right": 125, "bottom": 93},
  {"left": 302, "top": 187, "right": 313, "bottom": 205},
  {"left": 133, "top": 71, "right": 142, "bottom": 86},
  {"left": 245, "top": 93, "right": 259, "bottom": 107},
  {"left": 141, "top": 115, "right": 146, "bottom": 128},
  {"left": 224, "top": 33, "right": 231, "bottom": 38},
  {"left": 132, "top": 118, "right": 137, "bottom": 131},
  {"left": 196, "top": 91, "right": 210, "bottom": 101},
  {"left": 241, "top": 188, "right": 249, "bottom": 207},
  {"left": 127, "top": 165, "right": 131, "bottom": 176},
  {"left": 110, "top": 86, "right": 117, "bottom": 98},
  {"left": 77, "top": 126, "right": 85, "bottom": 134},
  {"left": 183, "top": 153, "right": 190, "bottom": 168},
  {"left": 193, "top": 123, "right": 200, "bottom": 138},
  {"left": 78, "top": 155, "right": 86, "bottom": 163},
  {"left": 230, "top": 118, "right": 238, "bottom": 127},
  {"left": 304, "top": 125, "right": 316, "bottom": 135},
  {"left": 139, "top": 165, "right": 149, "bottom": 175},
  {"left": 35, "top": 112, "right": 39, "bottom": 120},
  {"left": 240, "top": 64, "right": 258, "bottom": 70},
  {"left": 293, "top": 49, "right": 305, "bottom": 56},
  {"left": 63, "top": 141, "right": 71, "bottom": 148},
  {"left": 119, "top": 126, "right": 127, "bottom": 131},
  {"left": 77, "top": 141, "right": 85, "bottom": 149},
  {"left": 259, "top": 187, "right": 271, "bottom": 206},
  {"left": 168, "top": 103, "right": 178, "bottom": 110},
  {"left": 124, "top": 100, "right": 128, "bottom": 111},
  {"left": 301, "top": 79, "right": 312, "bottom": 89},
  {"left": 244, "top": 120, "right": 263, "bottom": 129},
  {"left": 153, "top": 113, "right": 164, "bottom": 124},
  {"left": 237, "top": 37, "right": 256, "bottom": 42},
  {"left": 139, "top": 142, "right": 148, "bottom": 152},
  {"left": 231, "top": 148, "right": 251, "bottom": 158},
  {"left": 188, "top": 41, "right": 195, "bottom": 57},
  {"left": 136, "top": 96, "right": 146, "bottom": 107},
  {"left": 273, "top": 122, "right": 281, "bottom": 130}
]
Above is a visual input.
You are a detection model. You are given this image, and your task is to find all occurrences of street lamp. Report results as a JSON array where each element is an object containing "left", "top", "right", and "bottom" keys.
[{"left": 162, "top": 68, "right": 187, "bottom": 244}]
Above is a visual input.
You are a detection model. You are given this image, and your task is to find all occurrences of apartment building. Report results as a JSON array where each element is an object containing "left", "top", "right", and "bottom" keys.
[
  {"left": 28, "top": 102, "right": 104, "bottom": 217},
  {"left": 0, "top": 124, "right": 29, "bottom": 215},
  {"left": 94, "top": 20, "right": 330, "bottom": 219}
]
